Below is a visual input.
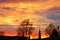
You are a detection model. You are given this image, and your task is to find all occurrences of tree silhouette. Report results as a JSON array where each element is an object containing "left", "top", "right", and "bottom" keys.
[
  {"left": 56, "top": 25, "right": 60, "bottom": 31},
  {"left": 57, "top": 25, "right": 59, "bottom": 30},
  {"left": 17, "top": 27, "right": 26, "bottom": 36},
  {"left": 50, "top": 29, "right": 58, "bottom": 37},
  {"left": 27, "top": 27, "right": 34, "bottom": 40},
  {"left": 17, "top": 19, "right": 34, "bottom": 37},
  {"left": 28, "top": 27, "right": 34, "bottom": 35},
  {"left": 45, "top": 23, "right": 55, "bottom": 36},
  {"left": 56, "top": 25, "right": 60, "bottom": 35}
]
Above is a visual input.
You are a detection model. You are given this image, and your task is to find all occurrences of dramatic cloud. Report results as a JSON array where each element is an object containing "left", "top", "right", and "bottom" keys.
[
  {"left": 0, "top": 0, "right": 60, "bottom": 37},
  {"left": 35, "top": 7, "right": 60, "bottom": 20},
  {"left": 0, "top": 0, "right": 17, "bottom": 2},
  {"left": 48, "top": 14, "right": 60, "bottom": 20},
  {"left": 0, "top": 0, "right": 48, "bottom": 2},
  {"left": 55, "top": 0, "right": 60, "bottom": 1},
  {"left": 34, "top": 7, "right": 60, "bottom": 28},
  {"left": 45, "top": 7, "right": 60, "bottom": 20}
]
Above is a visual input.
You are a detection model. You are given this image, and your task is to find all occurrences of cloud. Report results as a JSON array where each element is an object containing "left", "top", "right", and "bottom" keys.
[
  {"left": 0, "top": 25, "right": 17, "bottom": 32},
  {"left": 45, "top": 7, "right": 60, "bottom": 20},
  {"left": 34, "top": 7, "right": 60, "bottom": 27},
  {"left": 0, "top": 13, "right": 6, "bottom": 17},
  {"left": 55, "top": 0, "right": 60, "bottom": 1},
  {"left": 0, "top": 0, "right": 17, "bottom": 2},
  {"left": 48, "top": 14, "right": 60, "bottom": 20},
  {"left": 0, "top": 6, "right": 18, "bottom": 17},
  {"left": 0, "top": 7, "right": 14, "bottom": 17},
  {"left": 0, "top": 0, "right": 48, "bottom": 3},
  {"left": 35, "top": 7, "right": 60, "bottom": 20},
  {"left": 1, "top": 7, "right": 16, "bottom": 11},
  {"left": 2, "top": 7, "right": 12, "bottom": 10},
  {"left": 0, "top": 0, "right": 8, "bottom": 2},
  {"left": 54, "top": 22, "right": 60, "bottom": 26}
]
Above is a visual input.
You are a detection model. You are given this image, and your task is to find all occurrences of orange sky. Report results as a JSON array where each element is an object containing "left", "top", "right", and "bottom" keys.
[{"left": 0, "top": 0, "right": 60, "bottom": 39}]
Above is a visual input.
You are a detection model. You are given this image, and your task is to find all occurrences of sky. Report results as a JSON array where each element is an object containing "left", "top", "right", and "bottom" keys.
[{"left": 0, "top": 0, "right": 60, "bottom": 39}]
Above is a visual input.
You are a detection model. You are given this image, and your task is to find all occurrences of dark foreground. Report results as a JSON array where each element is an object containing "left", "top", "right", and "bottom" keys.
[
  {"left": 0, "top": 36, "right": 60, "bottom": 40},
  {"left": 0, "top": 36, "right": 27, "bottom": 40},
  {"left": 32, "top": 36, "right": 60, "bottom": 40}
]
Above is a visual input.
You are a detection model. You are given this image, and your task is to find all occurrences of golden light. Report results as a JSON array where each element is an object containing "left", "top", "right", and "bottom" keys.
[
  {"left": 41, "top": 35, "right": 49, "bottom": 39},
  {"left": 6, "top": 18, "right": 14, "bottom": 25},
  {"left": 30, "top": 32, "right": 49, "bottom": 39},
  {"left": 0, "top": 0, "right": 60, "bottom": 39}
]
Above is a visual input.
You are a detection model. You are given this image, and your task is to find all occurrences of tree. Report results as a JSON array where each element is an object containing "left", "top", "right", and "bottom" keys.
[
  {"left": 45, "top": 23, "right": 55, "bottom": 36},
  {"left": 17, "top": 27, "right": 26, "bottom": 36},
  {"left": 27, "top": 27, "right": 34, "bottom": 40},
  {"left": 56, "top": 25, "right": 60, "bottom": 35},
  {"left": 56, "top": 25, "right": 60, "bottom": 31},
  {"left": 50, "top": 29, "right": 58, "bottom": 37},
  {"left": 27, "top": 27, "right": 34, "bottom": 35},
  {"left": 17, "top": 19, "right": 34, "bottom": 37}
]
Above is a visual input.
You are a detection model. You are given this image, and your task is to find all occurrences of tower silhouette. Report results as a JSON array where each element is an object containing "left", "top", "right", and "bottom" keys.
[{"left": 38, "top": 29, "right": 41, "bottom": 40}]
